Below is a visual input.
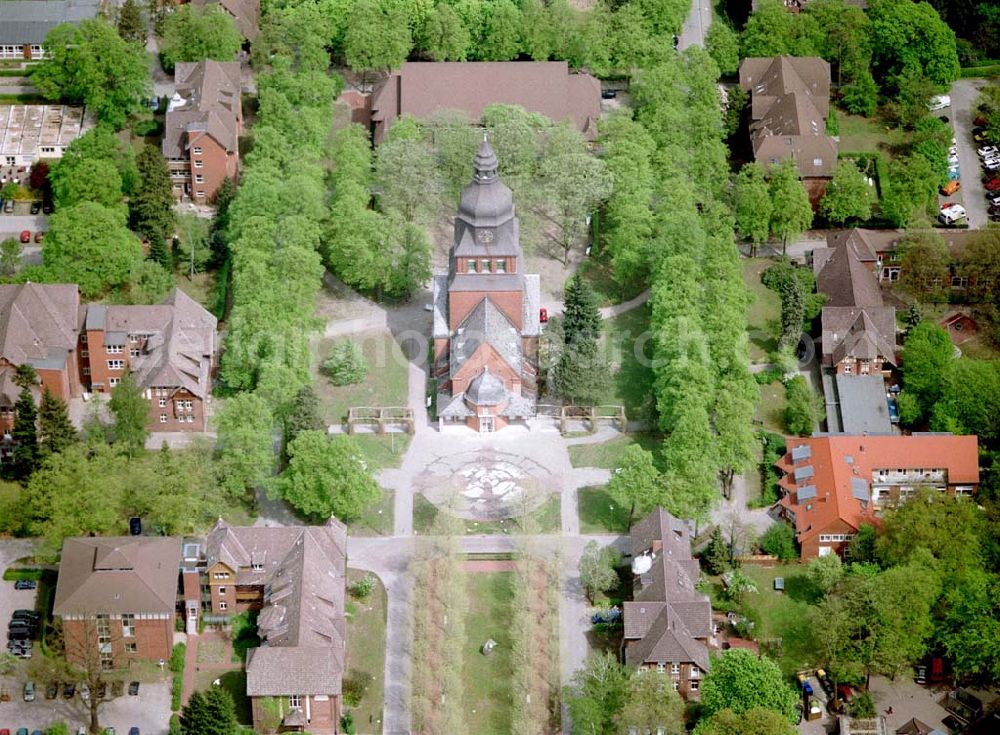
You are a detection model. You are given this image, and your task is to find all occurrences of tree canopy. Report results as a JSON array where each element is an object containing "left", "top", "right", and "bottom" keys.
[
  {"left": 159, "top": 5, "right": 242, "bottom": 72},
  {"left": 700, "top": 649, "right": 798, "bottom": 722}
]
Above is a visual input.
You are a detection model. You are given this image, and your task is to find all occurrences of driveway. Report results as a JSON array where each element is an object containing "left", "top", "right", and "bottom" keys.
[
  {"left": 0, "top": 214, "right": 49, "bottom": 241},
  {"left": 948, "top": 78, "right": 990, "bottom": 229}
]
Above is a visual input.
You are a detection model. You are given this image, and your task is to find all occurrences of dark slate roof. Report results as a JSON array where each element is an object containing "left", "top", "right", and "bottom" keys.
[
  {"left": 0, "top": 0, "right": 101, "bottom": 44},
  {"left": 466, "top": 367, "right": 506, "bottom": 406},
  {"left": 450, "top": 297, "right": 522, "bottom": 377},
  {"left": 624, "top": 507, "right": 711, "bottom": 672},
  {"left": 162, "top": 61, "right": 240, "bottom": 160},
  {"left": 836, "top": 373, "right": 892, "bottom": 435},
  {"left": 192, "top": 0, "right": 260, "bottom": 39},
  {"left": 453, "top": 139, "right": 522, "bottom": 258},
  {"left": 0, "top": 283, "right": 79, "bottom": 368},
  {"left": 823, "top": 307, "right": 897, "bottom": 366},
  {"left": 816, "top": 242, "right": 883, "bottom": 308},
  {"left": 54, "top": 537, "right": 181, "bottom": 616}
]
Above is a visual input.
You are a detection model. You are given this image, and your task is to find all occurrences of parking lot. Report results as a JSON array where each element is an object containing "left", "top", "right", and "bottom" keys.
[{"left": 945, "top": 78, "right": 992, "bottom": 229}]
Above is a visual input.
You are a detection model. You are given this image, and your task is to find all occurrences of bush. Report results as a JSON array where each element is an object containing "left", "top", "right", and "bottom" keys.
[
  {"left": 133, "top": 119, "right": 163, "bottom": 137},
  {"left": 168, "top": 715, "right": 181, "bottom": 735},
  {"left": 849, "top": 690, "right": 876, "bottom": 718},
  {"left": 349, "top": 574, "right": 376, "bottom": 600},
  {"left": 169, "top": 642, "right": 186, "bottom": 672},
  {"left": 341, "top": 672, "right": 366, "bottom": 707},
  {"left": 322, "top": 341, "right": 367, "bottom": 386},
  {"left": 340, "top": 712, "right": 357, "bottom": 735},
  {"left": 784, "top": 375, "right": 823, "bottom": 436},
  {"left": 169, "top": 642, "right": 185, "bottom": 711},
  {"left": 759, "top": 522, "right": 798, "bottom": 560},
  {"left": 756, "top": 431, "right": 785, "bottom": 508},
  {"left": 2, "top": 567, "right": 45, "bottom": 581}
]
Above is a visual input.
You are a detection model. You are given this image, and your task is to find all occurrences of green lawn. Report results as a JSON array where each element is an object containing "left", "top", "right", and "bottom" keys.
[
  {"left": 754, "top": 380, "right": 787, "bottom": 433},
  {"left": 348, "top": 490, "right": 395, "bottom": 537},
  {"left": 315, "top": 331, "right": 410, "bottom": 424},
  {"left": 837, "top": 111, "right": 894, "bottom": 154},
  {"left": 345, "top": 568, "right": 388, "bottom": 734},
  {"left": 742, "top": 258, "right": 781, "bottom": 363},
  {"left": 598, "top": 305, "right": 657, "bottom": 422},
  {"left": 575, "top": 256, "right": 643, "bottom": 308},
  {"left": 352, "top": 432, "right": 411, "bottom": 470},
  {"left": 174, "top": 271, "right": 216, "bottom": 310},
  {"left": 578, "top": 486, "right": 631, "bottom": 534},
  {"left": 463, "top": 572, "right": 516, "bottom": 735},
  {"left": 739, "top": 564, "right": 821, "bottom": 676},
  {"left": 567, "top": 432, "right": 662, "bottom": 469},
  {"left": 412, "top": 494, "right": 561, "bottom": 535}
]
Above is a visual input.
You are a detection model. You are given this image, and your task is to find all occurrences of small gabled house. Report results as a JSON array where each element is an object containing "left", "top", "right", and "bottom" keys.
[{"left": 623, "top": 508, "right": 712, "bottom": 699}]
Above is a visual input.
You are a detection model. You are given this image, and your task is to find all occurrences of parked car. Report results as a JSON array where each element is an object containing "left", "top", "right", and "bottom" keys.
[
  {"left": 940, "top": 180, "right": 961, "bottom": 196},
  {"left": 128, "top": 680, "right": 140, "bottom": 696},
  {"left": 987, "top": 194, "right": 1000, "bottom": 207},
  {"left": 837, "top": 684, "right": 854, "bottom": 702},
  {"left": 3, "top": 200, "right": 13, "bottom": 214},
  {"left": 916, "top": 663, "right": 928, "bottom": 683},
  {"left": 112, "top": 679, "right": 124, "bottom": 697},
  {"left": 16, "top": 730, "right": 28, "bottom": 735},
  {"left": 974, "top": 129, "right": 993, "bottom": 143},
  {"left": 940, "top": 203, "right": 968, "bottom": 224},
  {"left": 929, "top": 95, "right": 951, "bottom": 111},
  {"left": 42, "top": 202, "right": 52, "bottom": 215},
  {"left": 129, "top": 728, "right": 139, "bottom": 735},
  {"left": 33, "top": 231, "right": 43, "bottom": 243},
  {"left": 18, "top": 230, "right": 29, "bottom": 244},
  {"left": 12, "top": 610, "right": 40, "bottom": 621},
  {"left": 46, "top": 681, "right": 58, "bottom": 699},
  {"left": 29, "top": 201, "right": 40, "bottom": 214},
  {"left": 13, "top": 579, "right": 37, "bottom": 590},
  {"left": 80, "top": 683, "right": 90, "bottom": 702},
  {"left": 979, "top": 145, "right": 999, "bottom": 158},
  {"left": 23, "top": 681, "right": 35, "bottom": 702},
  {"left": 129, "top": 517, "right": 141, "bottom": 536},
  {"left": 947, "top": 167, "right": 960, "bottom": 181},
  {"left": 63, "top": 682, "right": 75, "bottom": 698},
  {"left": 601, "top": 89, "right": 617, "bottom": 99},
  {"left": 985, "top": 177, "right": 1000, "bottom": 192}
]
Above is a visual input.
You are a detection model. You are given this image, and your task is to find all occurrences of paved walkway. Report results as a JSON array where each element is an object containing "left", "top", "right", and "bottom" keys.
[{"left": 677, "top": 0, "right": 712, "bottom": 50}]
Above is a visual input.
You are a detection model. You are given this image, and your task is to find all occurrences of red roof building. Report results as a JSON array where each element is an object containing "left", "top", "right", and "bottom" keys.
[{"left": 775, "top": 434, "right": 979, "bottom": 559}]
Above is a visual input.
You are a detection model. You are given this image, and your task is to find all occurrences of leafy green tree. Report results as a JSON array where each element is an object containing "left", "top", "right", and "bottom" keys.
[
  {"left": 476, "top": 0, "right": 522, "bottom": 61},
  {"left": 784, "top": 375, "right": 822, "bottom": 436},
  {"left": 867, "top": 0, "right": 959, "bottom": 88},
  {"left": 932, "top": 359, "right": 1000, "bottom": 440},
  {"left": 579, "top": 540, "right": 620, "bottom": 604},
  {"left": 959, "top": 228, "right": 1000, "bottom": 305},
  {"left": 899, "top": 321, "right": 954, "bottom": 419},
  {"left": 343, "top": 0, "right": 413, "bottom": 74},
  {"left": 214, "top": 393, "right": 274, "bottom": 501},
  {"left": 11, "top": 387, "right": 40, "bottom": 480},
  {"left": 118, "top": 260, "right": 174, "bottom": 304},
  {"left": 109, "top": 373, "right": 149, "bottom": 457},
  {"left": 937, "top": 569, "right": 1000, "bottom": 680},
  {"left": 274, "top": 431, "right": 381, "bottom": 521},
  {"left": 159, "top": 5, "right": 241, "bottom": 72},
  {"left": 322, "top": 341, "right": 368, "bottom": 386},
  {"left": 898, "top": 232, "right": 951, "bottom": 302},
  {"left": 701, "top": 649, "right": 798, "bottom": 722},
  {"left": 695, "top": 707, "right": 797, "bottom": 735},
  {"left": 51, "top": 158, "right": 123, "bottom": 210},
  {"left": 34, "top": 18, "right": 151, "bottom": 129},
  {"left": 767, "top": 159, "right": 813, "bottom": 255},
  {"left": 804, "top": 0, "right": 872, "bottom": 88},
  {"left": 117, "top": 0, "right": 147, "bottom": 44},
  {"left": 41, "top": 202, "right": 144, "bottom": 297},
  {"left": 706, "top": 20, "right": 739, "bottom": 76},
  {"left": 759, "top": 522, "right": 797, "bottom": 560},
  {"left": 374, "top": 136, "right": 443, "bottom": 225},
  {"left": 741, "top": 0, "right": 819, "bottom": 58},
  {"left": 179, "top": 688, "right": 240, "bottom": 735},
  {"left": 807, "top": 553, "right": 844, "bottom": 596},
  {"left": 38, "top": 388, "right": 76, "bottom": 458},
  {"left": 131, "top": 145, "right": 175, "bottom": 260},
  {"left": 518, "top": 0, "right": 555, "bottom": 61},
  {"left": 0, "top": 237, "right": 22, "bottom": 276},
  {"left": 820, "top": 160, "right": 872, "bottom": 225},
  {"left": 734, "top": 163, "right": 772, "bottom": 255},
  {"left": 53, "top": 125, "right": 139, "bottom": 195},
  {"left": 565, "top": 652, "right": 631, "bottom": 735},
  {"left": 607, "top": 444, "right": 663, "bottom": 530},
  {"left": 618, "top": 670, "right": 685, "bottom": 735},
  {"left": 417, "top": 2, "right": 469, "bottom": 60},
  {"left": 847, "top": 523, "right": 878, "bottom": 564},
  {"left": 538, "top": 126, "right": 613, "bottom": 264},
  {"left": 840, "top": 67, "right": 878, "bottom": 116}
]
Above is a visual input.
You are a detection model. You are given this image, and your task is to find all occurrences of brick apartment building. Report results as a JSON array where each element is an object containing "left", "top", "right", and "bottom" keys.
[
  {"left": 204, "top": 519, "right": 348, "bottom": 733},
  {"left": 163, "top": 60, "right": 242, "bottom": 203},
  {"left": 775, "top": 434, "right": 980, "bottom": 559},
  {"left": 0, "top": 284, "right": 217, "bottom": 436},
  {"left": 53, "top": 536, "right": 181, "bottom": 669},
  {"left": 623, "top": 507, "right": 712, "bottom": 699}
]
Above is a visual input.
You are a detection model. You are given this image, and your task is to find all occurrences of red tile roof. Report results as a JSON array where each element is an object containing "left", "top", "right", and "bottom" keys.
[{"left": 777, "top": 434, "right": 979, "bottom": 546}]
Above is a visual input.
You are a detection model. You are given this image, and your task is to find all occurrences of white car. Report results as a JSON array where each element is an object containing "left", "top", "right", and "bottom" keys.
[
  {"left": 978, "top": 145, "right": 999, "bottom": 158},
  {"left": 939, "top": 203, "right": 967, "bottom": 224},
  {"left": 987, "top": 194, "right": 1000, "bottom": 207},
  {"left": 929, "top": 95, "right": 951, "bottom": 111}
]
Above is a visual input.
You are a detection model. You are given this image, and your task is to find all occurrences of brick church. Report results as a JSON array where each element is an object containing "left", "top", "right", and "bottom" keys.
[{"left": 432, "top": 137, "right": 541, "bottom": 432}]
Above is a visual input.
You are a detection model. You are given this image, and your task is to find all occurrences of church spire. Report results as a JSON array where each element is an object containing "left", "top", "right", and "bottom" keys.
[{"left": 473, "top": 132, "right": 499, "bottom": 183}]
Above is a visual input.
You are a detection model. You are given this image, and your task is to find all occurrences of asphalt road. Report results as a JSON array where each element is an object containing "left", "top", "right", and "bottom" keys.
[
  {"left": 947, "top": 78, "right": 990, "bottom": 229},
  {"left": 677, "top": 0, "right": 713, "bottom": 50}
]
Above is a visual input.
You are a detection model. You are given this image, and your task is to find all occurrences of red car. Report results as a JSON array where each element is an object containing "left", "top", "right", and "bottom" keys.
[
  {"left": 986, "top": 177, "right": 1000, "bottom": 192},
  {"left": 19, "top": 230, "right": 30, "bottom": 243},
  {"left": 837, "top": 684, "right": 854, "bottom": 702},
  {"left": 33, "top": 231, "right": 43, "bottom": 243}
]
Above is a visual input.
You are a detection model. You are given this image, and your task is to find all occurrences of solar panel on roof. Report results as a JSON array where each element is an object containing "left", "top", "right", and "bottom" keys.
[
  {"left": 794, "top": 465, "right": 814, "bottom": 482},
  {"left": 798, "top": 485, "right": 817, "bottom": 501},
  {"left": 850, "top": 477, "right": 868, "bottom": 501},
  {"left": 792, "top": 444, "right": 811, "bottom": 462}
]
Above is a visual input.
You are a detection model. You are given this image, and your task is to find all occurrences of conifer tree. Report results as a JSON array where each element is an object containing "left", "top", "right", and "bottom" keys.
[
  {"left": 555, "top": 274, "right": 609, "bottom": 404},
  {"left": 11, "top": 388, "right": 39, "bottom": 480},
  {"left": 117, "top": 0, "right": 147, "bottom": 45},
  {"left": 38, "top": 387, "right": 77, "bottom": 458},
  {"left": 131, "top": 145, "right": 175, "bottom": 269}
]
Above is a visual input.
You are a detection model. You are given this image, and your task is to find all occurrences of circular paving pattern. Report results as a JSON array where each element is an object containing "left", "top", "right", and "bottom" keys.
[{"left": 414, "top": 448, "right": 560, "bottom": 520}]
